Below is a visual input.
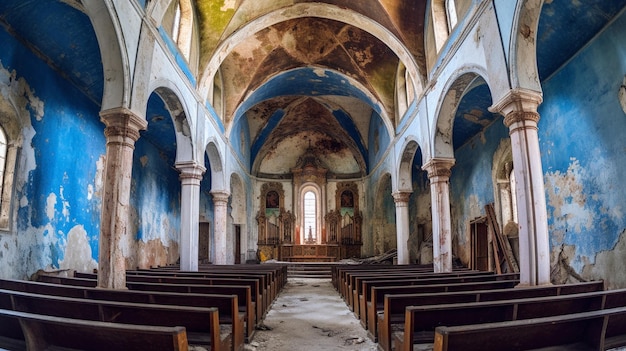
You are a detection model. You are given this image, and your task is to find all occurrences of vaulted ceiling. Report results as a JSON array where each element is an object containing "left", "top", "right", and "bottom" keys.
[{"left": 1, "top": 0, "right": 624, "bottom": 178}]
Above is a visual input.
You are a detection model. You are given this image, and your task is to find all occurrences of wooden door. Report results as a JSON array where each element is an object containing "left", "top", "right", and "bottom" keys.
[
  {"left": 199, "top": 222, "right": 210, "bottom": 264},
  {"left": 470, "top": 218, "right": 489, "bottom": 271},
  {"left": 234, "top": 225, "right": 241, "bottom": 264}
]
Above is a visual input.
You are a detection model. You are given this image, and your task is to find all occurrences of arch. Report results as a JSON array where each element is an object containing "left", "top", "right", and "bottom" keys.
[
  {"left": 396, "top": 137, "right": 421, "bottom": 193},
  {"left": 508, "top": 0, "right": 543, "bottom": 95},
  {"left": 431, "top": 0, "right": 450, "bottom": 52},
  {"left": 0, "top": 93, "right": 22, "bottom": 231},
  {"left": 228, "top": 67, "right": 394, "bottom": 143},
  {"left": 432, "top": 66, "right": 491, "bottom": 159},
  {"left": 148, "top": 84, "right": 194, "bottom": 163},
  {"left": 370, "top": 172, "right": 395, "bottom": 255},
  {"left": 299, "top": 183, "right": 322, "bottom": 244},
  {"left": 82, "top": 0, "right": 129, "bottom": 109},
  {"left": 176, "top": 0, "right": 194, "bottom": 59},
  {"left": 229, "top": 172, "right": 247, "bottom": 263},
  {"left": 198, "top": 3, "right": 425, "bottom": 105},
  {"left": 492, "top": 139, "right": 516, "bottom": 228},
  {"left": 205, "top": 139, "right": 225, "bottom": 191}
]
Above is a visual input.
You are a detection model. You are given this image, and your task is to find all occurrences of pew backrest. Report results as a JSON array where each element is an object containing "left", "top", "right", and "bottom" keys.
[{"left": 0, "top": 308, "right": 189, "bottom": 351}]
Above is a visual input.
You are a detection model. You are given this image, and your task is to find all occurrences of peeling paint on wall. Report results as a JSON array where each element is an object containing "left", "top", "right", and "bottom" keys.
[{"left": 59, "top": 225, "right": 97, "bottom": 273}]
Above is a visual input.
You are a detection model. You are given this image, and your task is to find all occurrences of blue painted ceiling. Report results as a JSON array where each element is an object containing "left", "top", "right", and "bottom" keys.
[{"left": 537, "top": 0, "right": 626, "bottom": 81}]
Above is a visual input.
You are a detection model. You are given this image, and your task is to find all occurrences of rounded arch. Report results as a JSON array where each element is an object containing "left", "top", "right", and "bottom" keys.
[
  {"left": 492, "top": 139, "right": 516, "bottom": 228},
  {"left": 82, "top": 0, "right": 129, "bottom": 109},
  {"left": 370, "top": 172, "right": 395, "bottom": 255},
  {"left": 299, "top": 182, "right": 323, "bottom": 244},
  {"left": 228, "top": 67, "right": 395, "bottom": 143},
  {"left": 432, "top": 66, "right": 491, "bottom": 159},
  {"left": 205, "top": 139, "right": 225, "bottom": 190},
  {"left": 148, "top": 84, "right": 195, "bottom": 163},
  {"left": 230, "top": 172, "right": 247, "bottom": 262},
  {"left": 198, "top": 3, "right": 425, "bottom": 104},
  {"left": 508, "top": 0, "right": 543, "bottom": 94},
  {"left": 396, "top": 137, "right": 421, "bottom": 193}
]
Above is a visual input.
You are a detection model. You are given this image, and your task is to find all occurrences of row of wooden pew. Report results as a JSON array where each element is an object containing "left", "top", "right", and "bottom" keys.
[
  {"left": 0, "top": 263, "right": 287, "bottom": 351},
  {"left": 332, "top": 264, "right": 626, "bottom": 351}
]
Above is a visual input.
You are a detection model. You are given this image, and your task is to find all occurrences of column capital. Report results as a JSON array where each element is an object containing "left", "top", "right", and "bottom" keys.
[
  {"left": 422, "top": 157, "right": 455, "bottom": 179},
  {"left": 210, "top": 190, "right": 231, "bottom": 204},
  {"left": 489, "top": 89, "right": 543, "bottom": 128},
  {"left": 392, "top": 191, "right": 412, "bottom": 204},
  {"left": 100, "top": 107, "right": 148, "bottom": 142},
  {"left": 176, "top": 161, "right": 206, "bottom": 181}
]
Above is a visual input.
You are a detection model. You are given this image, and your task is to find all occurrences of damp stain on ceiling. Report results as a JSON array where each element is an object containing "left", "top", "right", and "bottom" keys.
[{"left": 1, "top": 0, "right": 624, "bottom": 176}]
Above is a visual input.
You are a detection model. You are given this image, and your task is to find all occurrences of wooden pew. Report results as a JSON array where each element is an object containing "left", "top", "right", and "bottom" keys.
[
  {"left": 80, "top": 270, "right": 274, "bottom": 312},
  {"left": 431, "top": 306, "right": 626, "bottom": 351},
  {"left": 356, "top": 272, "right": 516, "bottom": 319},
  {"left": 376, "top": 280, "right": 605, "bottom": 351},
  {"left": 0, "top": 289, "right": 229, "bottom": 351},
  {"left": 346, "top": 270, "right": 488, "bottom": 312},
  {"left": 1, "top": 278, "right": 243, "bottom": 351},
  {"left": 332, "top": 264, "right": 433, "bottom": 292},
  {"left": 339, "top": 267, "right": 439, "bottom": 303},
  {"left": 140, "top": 264, "right": 287, "bottom": 304},
  {"left": 40, "top": 273, "right": 266, "bottom": 327},
  {"left": 363, "top": 279, "right": 520, "bottom": 343},
  {"left": 0, "top": 308, "right": 189, "bottom": 351},
  {"left": 127, "top": 269, "right": 279, "bottom": 305},
  {"left": 394, "top": 287, "right": 626, "bottom": 351},
  {"left": 124, "top": 281, "right": 256, "bottom": 340}
]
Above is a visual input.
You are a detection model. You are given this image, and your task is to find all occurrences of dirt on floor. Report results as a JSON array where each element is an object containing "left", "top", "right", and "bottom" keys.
[{"left": 245, "top": 277, "right": 378, "bottom": 351}]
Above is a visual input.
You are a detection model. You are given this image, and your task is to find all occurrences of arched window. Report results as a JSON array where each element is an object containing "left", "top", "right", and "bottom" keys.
[
  {"left": 166, "top": 0, "right": 194, "bottom": 62},
  {"left": 0, "top": 123, "right": 16, "bottom": 231},
  {"left": 303, "top": 191, "right": 317, "bottom": 244},
  {"left": 446, "top": 0, "right": 458, "bottom": 31},
  {"left": 509, "top": 168, "right": 518, "bottom": 224},
  {"left": 0, "top": 126, "right": 6, "bottom": 208},
  {"left": 172, "top": 2, "right": 181, "bottom": 43},
  {"left": 431, "top": 0, "right": 450, "bottom": 52}
]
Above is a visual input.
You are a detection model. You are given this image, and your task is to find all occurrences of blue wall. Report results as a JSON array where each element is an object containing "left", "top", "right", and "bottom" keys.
[
  {"left": 132, "top": 134, "right": 181, "bottom": 247},
  {"left": 368, "top": 110, "right": 390, "bottom": 168},
  {"left": 0, "top": 26, "right": 104, "bottom": 277},
  {"left": 450, "top": 117, "right": 509, "bottom": 247},
  {"left": 539, "top": 10, "right": 626, "bottom": 281}
]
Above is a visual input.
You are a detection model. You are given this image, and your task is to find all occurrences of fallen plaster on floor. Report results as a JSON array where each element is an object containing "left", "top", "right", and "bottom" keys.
[{"left": 246, "top": 277, "right": 378, "bottom": 351}]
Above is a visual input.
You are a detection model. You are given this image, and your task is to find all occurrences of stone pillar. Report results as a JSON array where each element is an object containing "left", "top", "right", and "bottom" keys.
[
  {"left": 176, "top": 161, "right": 206, "bottom": 271},
  {"left": 211, "top": 190, "right": 231, "bottom": 264},
  {"left": 393, "top": 191, "right": 412, "bottom": 265},
  {"left": 98, "top": 108, "right": 147, "bottom": 289},
  {"left": 422, "top": 158, "right": 455, "bottom": 273},
  {"left": 490, "top": 89, "right": 550, "bottom": 286}
]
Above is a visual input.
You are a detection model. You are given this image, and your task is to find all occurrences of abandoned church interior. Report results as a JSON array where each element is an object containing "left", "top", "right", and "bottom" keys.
[{"left": 1, "top": 0, "right": 626, "bottom": 349}]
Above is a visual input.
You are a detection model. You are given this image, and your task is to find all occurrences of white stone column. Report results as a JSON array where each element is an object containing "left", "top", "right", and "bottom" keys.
[
  {"left": 490, "top": 89, "right": 550, "bottom": 286},
  {"left": 98, "top": 107, "right": 147, "bottom": 289},
  {"left": 393, "top": 191, "right": 412, "bottom": 264},
  {"left": 422, "top": 158, "right": 455, "bottom": 273},
  {"left": 176, "top": 161, "right": 206, "bottom": 271},
  {"left": 211, "top": 190, "right": 231, "bottom": 264}
]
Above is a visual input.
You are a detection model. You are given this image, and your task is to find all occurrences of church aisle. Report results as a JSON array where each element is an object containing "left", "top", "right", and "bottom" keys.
[{"left": 247, "top": 277, "right": 378, "bottom": 351}]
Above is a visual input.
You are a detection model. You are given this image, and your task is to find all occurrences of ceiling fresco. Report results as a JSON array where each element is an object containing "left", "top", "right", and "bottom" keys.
[{"left": 1, "top": 0, "right": 624, "bottom": 175}]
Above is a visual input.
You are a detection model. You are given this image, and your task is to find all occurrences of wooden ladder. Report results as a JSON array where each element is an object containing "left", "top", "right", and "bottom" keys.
[{"left": 485, "top": 203, "right": 519, "bottom": 273}]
